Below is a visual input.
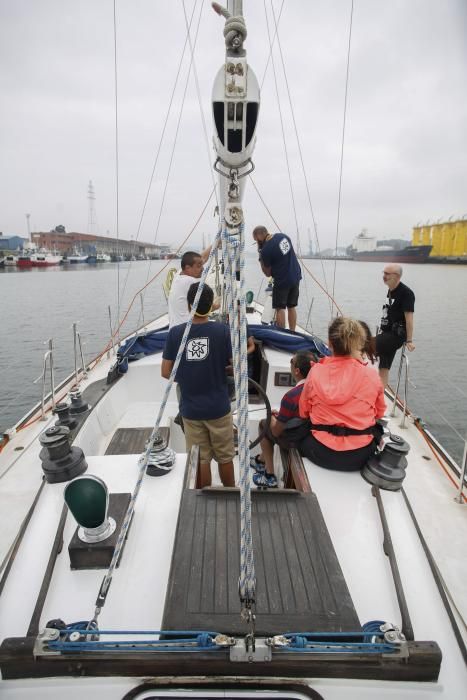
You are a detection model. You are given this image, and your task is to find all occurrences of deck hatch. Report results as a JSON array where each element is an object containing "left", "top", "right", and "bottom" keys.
[{"left": 162, "top": 488, "right": 359, "bottom": 635}]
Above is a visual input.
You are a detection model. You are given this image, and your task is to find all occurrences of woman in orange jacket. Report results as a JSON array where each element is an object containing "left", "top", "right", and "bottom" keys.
[{"left": 298, "top": 317, "right": 386, "bottom": 470}]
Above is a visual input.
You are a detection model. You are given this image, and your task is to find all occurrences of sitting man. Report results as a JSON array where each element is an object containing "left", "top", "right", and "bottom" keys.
[
  {"left": 251, "top": 351, "right": 316, "bottom": 487},
  {"left": 162, "top": 282, "right": 235, "bottom": 488}
]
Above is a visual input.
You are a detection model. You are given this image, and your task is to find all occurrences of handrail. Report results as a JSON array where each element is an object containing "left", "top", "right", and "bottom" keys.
[
  {"left": 40, "top": 339, "right": 56, "bottom": 421},
  {"left": 391, "top": 346, "right": 409, "bottom": 428},
  {"left": 72, "top": 323, "right": 88, "bottom": 387},
  {"left": 455, "top": 439, "right": 467, "bottom": 505}
]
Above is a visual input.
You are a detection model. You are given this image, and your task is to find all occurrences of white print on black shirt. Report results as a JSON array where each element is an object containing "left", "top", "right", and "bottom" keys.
[
  {"left": 186, "top": 337, "right": 209, "bottom": 360},
  {"left": 279, "top": 238, "right": 290, "bottom": 255}
]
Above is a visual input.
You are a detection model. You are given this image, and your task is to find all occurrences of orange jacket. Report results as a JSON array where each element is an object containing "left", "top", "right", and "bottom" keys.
[{"left": 298, "top": 356, "right": 386, "bottom": 451}]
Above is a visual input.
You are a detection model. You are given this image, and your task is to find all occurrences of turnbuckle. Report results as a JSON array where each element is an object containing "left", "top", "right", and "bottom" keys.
[{"left": 240, "top": 599, "right": 256, "bottom": 652}]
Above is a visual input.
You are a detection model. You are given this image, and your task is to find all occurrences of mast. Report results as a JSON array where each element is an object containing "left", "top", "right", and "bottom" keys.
[
  {"left": 212, "top": 1, "right": 260, "bottom": 635},
  {"left": 211, "top": 1, "right": 259, "bottom": 233}
]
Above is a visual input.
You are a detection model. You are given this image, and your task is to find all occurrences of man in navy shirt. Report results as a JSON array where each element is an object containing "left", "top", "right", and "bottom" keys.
[
  {"left": 253, "top": 225, "right": 302, "bottom": 331},
  {"left": 162, "top": 283, "right": 235, "bottom": 488},
  {"left": 251, "top": 351, "right": 315, "bottom": 487}
]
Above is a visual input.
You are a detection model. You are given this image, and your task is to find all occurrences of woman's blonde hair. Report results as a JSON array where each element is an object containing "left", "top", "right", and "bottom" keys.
[{"left": 328, "top": 316, "right": 366, "bottom": 356}]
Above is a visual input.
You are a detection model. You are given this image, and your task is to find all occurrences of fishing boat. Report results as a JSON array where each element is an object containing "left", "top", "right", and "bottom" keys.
[
  {"left": 0, "top": 3, "right": 466, "bottom": 699},
  {"left": 32, "top": 251, "right": 63, "bottom": 267},
  {"left": 65, "top": 249, "right": 89, "bottom": 264},
  {"left": 16, "top": 252, "right": 34, "bottom": 268},
  {"left": 3, "top": 255, "right": 17, "bottom": 267}
]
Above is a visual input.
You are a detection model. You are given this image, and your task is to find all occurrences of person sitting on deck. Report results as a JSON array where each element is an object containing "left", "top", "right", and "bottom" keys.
[
  {"left": 162, "top": 282, "right": 235, "bottom": 488},
  {"left": 298, "top": 317, "right": 386, "bottom": 471},
  {"left": 251, "top": 351, "right": 316, "bottom": 487}
]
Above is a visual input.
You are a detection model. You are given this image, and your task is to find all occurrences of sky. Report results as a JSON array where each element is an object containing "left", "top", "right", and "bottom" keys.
[{"left": 1, "top": 0, "right": 466, "bottom": 253}]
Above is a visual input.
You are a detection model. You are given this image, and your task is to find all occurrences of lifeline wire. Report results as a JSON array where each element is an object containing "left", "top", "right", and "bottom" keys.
[
  {"left": 89, "top": 230, "right": 222, "bottom": 625},
  {"left": 331, "top": 0, "right": 354, "bottom": 314}
]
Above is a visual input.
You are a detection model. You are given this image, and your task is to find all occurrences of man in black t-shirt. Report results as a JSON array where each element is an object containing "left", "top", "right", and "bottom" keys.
[
  {"left": 375, "top": 264, "right": 415, "bottom": 387},
  {"left": 252, "top": 225, "right": 302, "bottom": 331}
]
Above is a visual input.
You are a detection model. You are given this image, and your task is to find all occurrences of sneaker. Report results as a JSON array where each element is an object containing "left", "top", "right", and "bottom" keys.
[
  {"left": 253, "top": 472, "right": 278, "bottom": 488},
  {"left": 250, "top": 456, "right": 265, "bottom": 473}
]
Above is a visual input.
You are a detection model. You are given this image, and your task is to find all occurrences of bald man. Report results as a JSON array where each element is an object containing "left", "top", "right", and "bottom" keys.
[{"left": 375, "top": 264, "right": 415, "bottom": 387}]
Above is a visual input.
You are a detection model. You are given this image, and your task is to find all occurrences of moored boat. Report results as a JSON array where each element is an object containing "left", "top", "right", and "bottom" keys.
[
  {"left": 16, "top": 252, "right": 34, "bottom": 268},
  {"left": 3, "top": 255, "right": 17, "bottom": 267},
  {"left": 32, "top": 251, "right": 62, "bottom": 267}
]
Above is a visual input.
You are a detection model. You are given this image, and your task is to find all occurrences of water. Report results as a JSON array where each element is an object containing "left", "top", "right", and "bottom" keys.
[{"left": 1, "top": 259, "right": 466, "bottom": 464}]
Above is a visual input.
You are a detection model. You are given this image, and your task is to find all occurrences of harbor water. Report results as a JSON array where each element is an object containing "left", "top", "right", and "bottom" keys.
[{"left": 1, "top": 258, "right": 466, "bottom": 465}]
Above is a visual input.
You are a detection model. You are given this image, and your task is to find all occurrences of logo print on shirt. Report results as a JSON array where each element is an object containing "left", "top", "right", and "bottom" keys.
[
  {"left": 186, "top": 337, "right": 209, "bottom": 361},
  {"left": 279, "top": 238, "right": 290, "bottom": 255}
]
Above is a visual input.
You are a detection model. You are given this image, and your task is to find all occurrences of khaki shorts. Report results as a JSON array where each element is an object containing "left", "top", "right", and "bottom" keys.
[{"left": 183, "top": 412, "right": 235, "bottom": 464}]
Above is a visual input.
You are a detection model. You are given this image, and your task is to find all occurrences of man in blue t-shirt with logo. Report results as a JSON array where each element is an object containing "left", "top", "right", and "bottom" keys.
[
  {"left": 252, "top": 225, "right": 302, "bottom": 331},
  {"left": 162, "top": 282, "right": 235, "bottom": 488}
]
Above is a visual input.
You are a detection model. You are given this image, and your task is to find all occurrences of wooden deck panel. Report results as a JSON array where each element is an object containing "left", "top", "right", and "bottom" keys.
[
  {"left": 105, "top": 427, "right": 169, "bottom": 455},
  {"left": 162, "top": 488, "right": 360, "bottom": 635}
]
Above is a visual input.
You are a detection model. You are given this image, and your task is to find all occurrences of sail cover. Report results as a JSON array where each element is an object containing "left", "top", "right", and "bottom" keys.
[{"left": 114, "top": 323, "right": 329, "bottom": 376}]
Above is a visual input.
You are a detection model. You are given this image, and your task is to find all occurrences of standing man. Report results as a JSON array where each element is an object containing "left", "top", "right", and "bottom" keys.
[
  {"left": 252, "top": 225, "right": 302, "bottom": 331},
  {"left": 168, "top": 246, "right": 213, "bottom": 328},
  {"left": 375, "top": 264, "right": 415, "bottom": 387},
  {"left": 162, "top": 282, "right": 235, "bottom": 488}
]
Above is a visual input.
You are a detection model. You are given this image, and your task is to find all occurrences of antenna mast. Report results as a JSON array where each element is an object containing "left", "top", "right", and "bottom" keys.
[{"left": 87, "top": 180, "right": 98, "bottom": 234}]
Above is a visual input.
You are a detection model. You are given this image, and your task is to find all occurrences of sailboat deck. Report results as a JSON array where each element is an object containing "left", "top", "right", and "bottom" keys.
[{"left": 162, "top": 486, "right": 360, "bottom": 635}]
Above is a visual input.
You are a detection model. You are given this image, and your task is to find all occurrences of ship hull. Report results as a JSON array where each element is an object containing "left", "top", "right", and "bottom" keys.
[{"left": 353, "top": 245, "right": 432, "bottom": 263}]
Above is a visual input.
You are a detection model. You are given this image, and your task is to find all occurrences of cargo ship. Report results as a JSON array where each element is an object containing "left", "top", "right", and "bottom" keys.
[
  {"left": 350, "top": 230, "right": 432, "bottom": 263},
  {"left": 353, "top": 244, "right": 432, "bottom": 263}
]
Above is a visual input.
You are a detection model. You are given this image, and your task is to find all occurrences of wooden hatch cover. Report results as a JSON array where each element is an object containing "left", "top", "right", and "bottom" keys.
[{"left": 162, "top": 488, "right": 360, "bottom": 636}]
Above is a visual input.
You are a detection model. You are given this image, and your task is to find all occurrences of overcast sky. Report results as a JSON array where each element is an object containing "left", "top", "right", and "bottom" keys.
[{"left": 1, "top": 0, "right": 466, "bottom": 252}]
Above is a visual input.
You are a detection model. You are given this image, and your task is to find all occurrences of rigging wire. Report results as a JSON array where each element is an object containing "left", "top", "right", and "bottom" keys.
[
  {"left": 261, "top": 0, "right": 313, "bottom": 320},
  {"left": 269, "top": 0, "right": 332, "bottom": 315},
  {"left": 262, "top": 0, "right": 300, "bottom": 244},
  {"left": 249, "top": 174, "right": 343, "bottom": 315},
  {"left": 181, "top": 0, "right": 220, "bottom": 211},
  {"left": 118, "top": 0, "right": 202, "bottom": 311},
  {"left": 113, "top": 0, "right": 121, "bottom": 339},
  {"left": 2, "top": 185, "right": 219, "bottom": 442},
  {"left": 331, "top": 0, "right": 354, "bottom": 314},
  {"left": 141, "top": 1, "right": 206, "bottom": 285}
]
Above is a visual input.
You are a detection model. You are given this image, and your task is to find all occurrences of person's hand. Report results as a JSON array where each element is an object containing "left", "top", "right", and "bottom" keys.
[
  {"left": 405, "top": 341, "right": 415, "bottom": 352},
  {"left": 225, "top": 363, "right": 233, "bottom": 375}
]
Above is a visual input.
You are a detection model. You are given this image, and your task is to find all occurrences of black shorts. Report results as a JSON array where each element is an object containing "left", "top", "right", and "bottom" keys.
[
  {"left": 375, "top": 331, "right": 404, "bottom": 370},
  {"left": 298, "top": 434, "right": 377, "bottom": 471},
  {"left": 272, "top": 283, "right": 300, "bottom": 309}
]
